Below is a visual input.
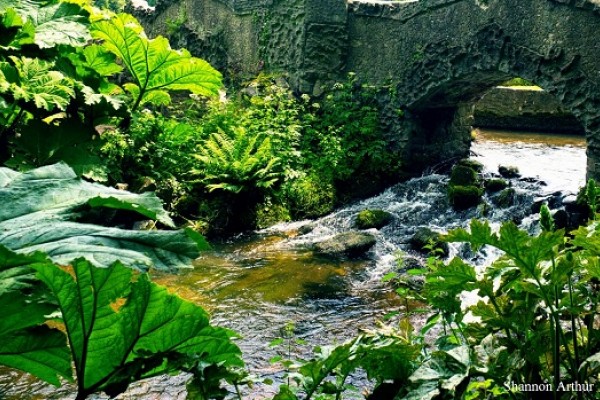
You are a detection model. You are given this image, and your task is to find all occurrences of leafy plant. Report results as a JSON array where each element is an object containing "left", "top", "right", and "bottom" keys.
[
  {"left": 0, "top": 162, "right": 207, "bottom": 270},
  {"left": 194, "top": 126, "right": 283, "bottom": 194},
  {"left": 0, "top": 0, "right": 123, "bottom": 176},
  {"left": 91, "top": 13, "right": 222, "bottom": 111},
  {"left": 100, "top": 112, "right": 203, "bottom": 213},
  {"left": 270, "top": 322, "right": 420, "bottom": 400},
  {"left": 414, "top": 218, "right": 600, "bottom": 399},
  {"left": 34, "top": 257, "right": 243, "bottom": 399},
  {"left": 299, "top": 73, "right": 399, "bottom": 184},
  {"left": 0, "top": 247, "right": 72, "bottom": 386},
  {"left": 0, "top": 244, "right": 244, "bottom": 400}
]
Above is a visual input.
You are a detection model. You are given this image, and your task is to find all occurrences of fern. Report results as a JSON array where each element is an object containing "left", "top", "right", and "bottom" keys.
[{"left": 194, "top": 127, "right": 283, "bottom": 194}]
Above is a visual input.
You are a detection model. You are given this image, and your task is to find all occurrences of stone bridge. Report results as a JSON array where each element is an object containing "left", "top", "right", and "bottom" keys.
[{"left": 141, "top": 0, "right": 600, "bottom": 179}]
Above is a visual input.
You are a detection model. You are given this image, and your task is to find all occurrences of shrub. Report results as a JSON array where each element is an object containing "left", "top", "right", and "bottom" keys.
[
  {"left": 299, "top": 74, "right": 400, "bottom": 184},
  {"left": 193, "top": 126, "right": 283, "bottom": 195},
  {"left": 285, "top": 173, "right": 336, "bottom": 219}
]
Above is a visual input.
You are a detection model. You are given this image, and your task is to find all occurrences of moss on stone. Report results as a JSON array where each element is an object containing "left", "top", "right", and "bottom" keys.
[
  {"left": 484, "top": 178, "right": 509, "bottom": 192},
  {"left": 498, "top": 165, "right": 520, "bottom": 178},
  {"left": 493, "top": 188, "right": 516, "bottom": 208},
  {"left": 355, "top": 209, "right": 393, "bottom": 229},
  {"left": 448, "top": 185, "right": 483, "bottom": 210},
  {"left": 457, "top": 159, "right": 484, "bottom": 173},
  {"left": 450, "top": 165, "right": 479, "bottom": 186}
]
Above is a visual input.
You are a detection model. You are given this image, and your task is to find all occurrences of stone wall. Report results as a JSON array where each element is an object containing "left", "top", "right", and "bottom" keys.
[{"left": 474, "top": 87, "right": 585, "bottom": 134}]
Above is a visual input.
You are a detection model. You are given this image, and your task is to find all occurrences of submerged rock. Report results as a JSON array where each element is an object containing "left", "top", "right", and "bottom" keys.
[
  {"left": 313, "top": 232, "right": 376, "bottom": 258},
  {"left": 355, "top": 209, "right": 393, "bottom": 229}
]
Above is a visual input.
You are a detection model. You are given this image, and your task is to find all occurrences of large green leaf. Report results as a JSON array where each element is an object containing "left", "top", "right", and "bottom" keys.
[
  {"left": 0, "top": 246, "right": 71, "bottom": 386},
  {"left": 402, "top": 346, "right": 471, "bottom": 400},
  {"left": 0, "top": 7, "right": 35, "bottom": 50},
  {"left": 0, "top": 163, "right": 208, "bottom": 271},
  {"left": 5, "top": 56, "right": 75, "bottom": 111},
  {"left": 91, "top": 13, "right": 222, "bottom": 109},
  {"left": 0, "top": 0, "right": 91, "bottom": 49},
  {"left": 33, "top": 259, "right": 243, "bottom": 398}
]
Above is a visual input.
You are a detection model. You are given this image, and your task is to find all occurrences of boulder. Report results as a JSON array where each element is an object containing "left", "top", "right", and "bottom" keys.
[
  {"left": 355, "top": 209, "right": 393, "bottom": 229},
  {"left": 456, "top": 159, "right": 484, "bottom": 173},
  {"left": 314, "top": 232, "right": 376, "bottom": 258}
]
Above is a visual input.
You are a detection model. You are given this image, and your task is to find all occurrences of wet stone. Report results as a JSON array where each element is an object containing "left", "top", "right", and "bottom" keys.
[{"left": 313, "top": 232, "right": 376, "bottom": 258}]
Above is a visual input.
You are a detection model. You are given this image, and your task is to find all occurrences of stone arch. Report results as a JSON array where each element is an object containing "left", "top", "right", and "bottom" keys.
[{"left": 390, "top": 22, "right": 600, "bottom": 178}]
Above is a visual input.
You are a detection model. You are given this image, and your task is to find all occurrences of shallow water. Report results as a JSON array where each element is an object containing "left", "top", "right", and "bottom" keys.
[{"left": 0, "top": 129, "right": 587, "bottom": 399}]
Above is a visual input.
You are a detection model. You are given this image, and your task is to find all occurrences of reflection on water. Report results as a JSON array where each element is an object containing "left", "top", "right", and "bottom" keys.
[{"left": 0, "top": 129, "right": 587, "bottom": 399}]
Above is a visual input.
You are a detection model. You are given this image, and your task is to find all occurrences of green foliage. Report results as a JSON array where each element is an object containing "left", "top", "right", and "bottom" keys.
[
  {"left": 501, "top": 77, "right": 535, "bottom": 87},
  {"left": 34, "top": 257, "right": 243, "bottom": 399},
  {"left": 91, "top": 13, "right": 222, "bottom": 111},
  {"left": 284, "top": 211, "right": 600, "bottom": 398},
  {"left": 271, "top": 322, "right": 420, "bottom": 399},
  {"left": 577, "top": 178, "right": 600, "bottom": 219},
  {"left": 431, "top": 218, "right": 600, "bottom": 396},
  {"left": 0, "top": 0, "right": 122, "bottom": 176},
  {"left": 0, "top": 0, "right": 221, "bottom": 185},
  {"left": 100, "top": 112, "right": 202, "bottom": 212},
  {"left": 92, "top": 0, "right": 127, "bottom": 13},
  {"left": 0, "top": 244, "right": 244, "bottom": 399},
  {"left": 540, "top": 203, "right": 555, "bottom": 232},
  {"left": 299, "top": 73, "right": 399, "bottom": 183},
  {"left": 2, "top": 56, "right": 75, "bottom": 111},
  {"left": 194, "top": 126, "right": 284, "bottom": 194},
  {"left": 0, "top": 162, "right": 208, "bottom": 271},
  {"left": 285, "top": 172, "right": 336, "bottom": 219},
  {"left": 0, "top": 0, "right": 91, "bottom": 49},
  {"left": 0, "top": 247, "right": 72, "bottom": 386}
]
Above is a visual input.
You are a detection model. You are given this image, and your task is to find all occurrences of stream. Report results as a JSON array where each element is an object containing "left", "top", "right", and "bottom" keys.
[{"left": 0, "top": 129, "right": 586, "bottom": 399}]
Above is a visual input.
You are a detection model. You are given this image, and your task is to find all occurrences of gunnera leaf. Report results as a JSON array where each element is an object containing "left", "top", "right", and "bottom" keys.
[
  {"left": 0, "top": 162, "right": 208, "bottom": 271},
  {"left": 91, "top": 13, "right": 222, "bottom": 109},
  {"left": 0, "top": 246, "right": 71, "bottom": 386},
  {"left": 33, "top": 259, "right": 243, "bottom": 398}
]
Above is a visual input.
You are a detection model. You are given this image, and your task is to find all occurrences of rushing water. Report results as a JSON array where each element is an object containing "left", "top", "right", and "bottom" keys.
[{"left": 0, "top": 129, "right": 586, "bottom": 399}]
